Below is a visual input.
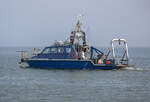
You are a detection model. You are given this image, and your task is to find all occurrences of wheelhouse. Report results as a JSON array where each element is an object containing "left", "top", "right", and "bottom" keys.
[{"left": 33, "top": 45, "right": 77, "bottom": 59}]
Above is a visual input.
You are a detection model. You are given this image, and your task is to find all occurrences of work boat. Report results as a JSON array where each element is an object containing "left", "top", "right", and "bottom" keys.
[{"left": 19, "top": 19, "right": 131, "bottom": 70}]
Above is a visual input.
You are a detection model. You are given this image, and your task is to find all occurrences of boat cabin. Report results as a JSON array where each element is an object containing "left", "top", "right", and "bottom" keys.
[
  {"left": 33, "top": 43, "right": 108, "bottom": 64},
  {"left": 33, "top": 45, "right": 77, "bottom": 59}
]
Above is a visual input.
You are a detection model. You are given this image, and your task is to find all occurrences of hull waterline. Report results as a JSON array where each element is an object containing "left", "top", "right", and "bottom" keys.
[{"left": 24, "top": 59, "right": 117, "bottom": 70}]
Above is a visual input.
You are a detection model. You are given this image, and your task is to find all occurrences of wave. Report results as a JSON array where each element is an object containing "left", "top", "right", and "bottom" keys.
[{"left": 122, "top": 67, "right": 150, "bottom": 71}]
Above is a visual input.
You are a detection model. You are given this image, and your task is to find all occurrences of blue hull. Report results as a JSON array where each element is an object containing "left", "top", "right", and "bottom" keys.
[{"left": 26, "top": 59, "right": 117, "bottom": 70}]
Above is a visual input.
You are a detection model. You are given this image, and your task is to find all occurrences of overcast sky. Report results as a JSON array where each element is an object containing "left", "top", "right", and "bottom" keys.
[{"left": 0, "top": 0, "right": 150, "bottom": 47}]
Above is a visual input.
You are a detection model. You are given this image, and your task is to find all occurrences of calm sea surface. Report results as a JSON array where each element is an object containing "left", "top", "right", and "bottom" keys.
[{"left": 0, "top": 47, "right": 150, "bottom": 102}]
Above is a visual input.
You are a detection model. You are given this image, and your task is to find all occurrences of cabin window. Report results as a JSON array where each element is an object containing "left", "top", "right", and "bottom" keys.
[
  {"left": 42, "top": 48, "right": 51, "bottom": 54},
  {"left": 58, "top": 48, "right": 64, "bottom": 53},
  {"left": 66, "top": 48, "right": 71, "bottom": 53},
  {"left": 50, "top": 48, "right": 57, "bottom": 53}
]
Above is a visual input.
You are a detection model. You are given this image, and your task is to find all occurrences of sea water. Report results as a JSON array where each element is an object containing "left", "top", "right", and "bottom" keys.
[{"left": 0, "top": 47, "right": 150, "bottom": 102}]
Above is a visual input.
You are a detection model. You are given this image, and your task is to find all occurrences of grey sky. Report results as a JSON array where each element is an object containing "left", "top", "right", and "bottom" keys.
[{"left": 0, "top": 0, "right": 150, "bottom": 47}]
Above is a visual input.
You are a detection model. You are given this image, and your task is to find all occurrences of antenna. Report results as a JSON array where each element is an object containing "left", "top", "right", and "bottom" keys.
[
  {"left": 75, "top": 14, "right": 84, "bottom": 32},
  {"left": 76, "top": 14, "right": 84, "bottom": 23}
]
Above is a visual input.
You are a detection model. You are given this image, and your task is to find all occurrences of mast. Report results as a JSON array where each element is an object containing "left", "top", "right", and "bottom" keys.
[{"left": 70, "top": 19, "right": 86, "bottom": 46}]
